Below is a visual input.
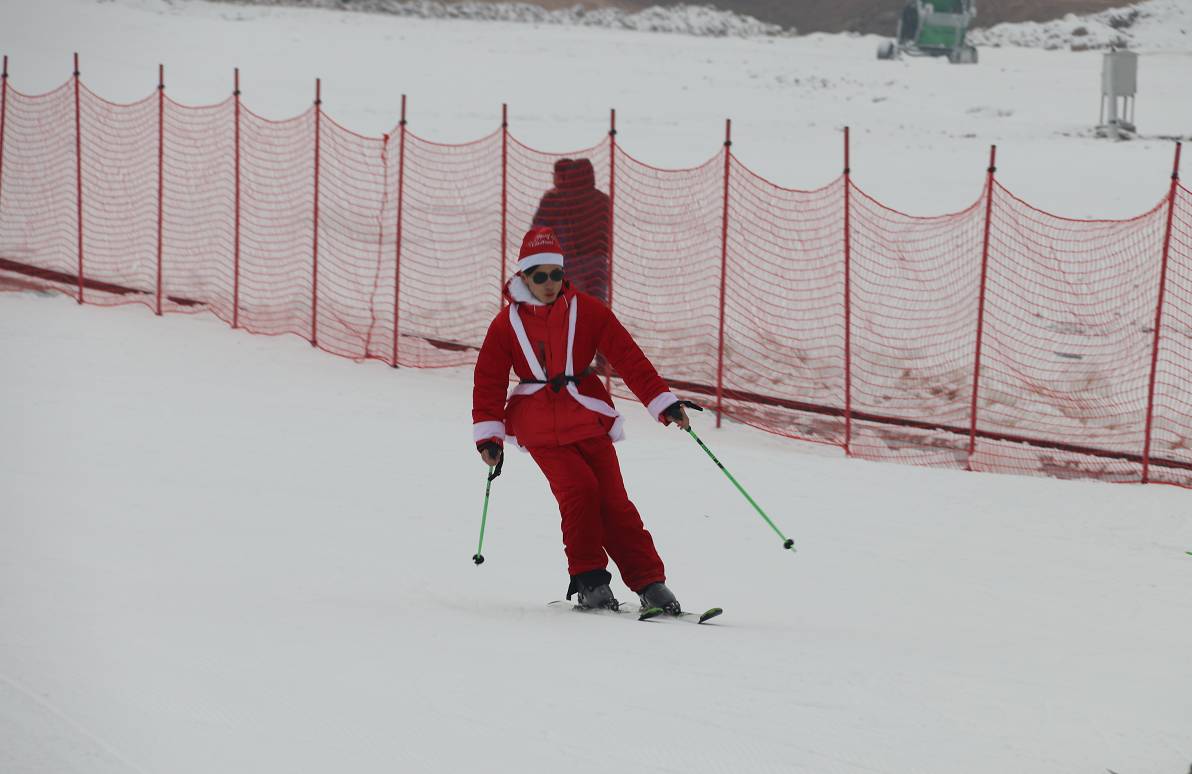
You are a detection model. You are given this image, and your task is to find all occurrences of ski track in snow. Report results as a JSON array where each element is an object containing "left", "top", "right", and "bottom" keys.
[{"left": 0, "top": 673, "right": 150, "bottom": 774}]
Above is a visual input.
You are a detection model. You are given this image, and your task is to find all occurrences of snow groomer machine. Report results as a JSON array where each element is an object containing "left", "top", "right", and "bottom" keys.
[{"left": 877, "top": 0, "right": 979, "bottom": 64}]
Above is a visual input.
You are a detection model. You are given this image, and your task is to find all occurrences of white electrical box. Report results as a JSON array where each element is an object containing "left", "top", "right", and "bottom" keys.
[
  {"left": 1098, "top": 50, "right": 1139, "bottom": 138},
  {"left": 1102, "top": 50, "right": 1139, "bottom": 97}
]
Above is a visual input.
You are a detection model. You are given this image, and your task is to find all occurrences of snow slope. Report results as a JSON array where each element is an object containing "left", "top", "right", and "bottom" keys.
[
  {"left": 0, "top": 0, "right": 1189, "bottom": 218},
  {"left": 2, "top": 5, "right": 1192, "bottom": 770},
  {"left": 3, "top": 287, "right": 1192, "bottom": 774}
]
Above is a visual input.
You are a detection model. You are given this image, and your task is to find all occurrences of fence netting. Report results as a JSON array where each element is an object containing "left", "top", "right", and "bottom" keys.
[
  {"left": 1149, "top": 184, "right": 1192, "bottom": 486},
  {"left": 1, "top": 75, "right": 1188, "bottom": 487},
  {"left": 847, "top": 185, "right": 985, "bottom": 469}
]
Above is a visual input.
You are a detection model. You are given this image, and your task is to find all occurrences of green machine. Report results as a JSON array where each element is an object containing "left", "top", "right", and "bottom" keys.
[{"left": 877, "top": 0, "right": 978, "bottom": 64}]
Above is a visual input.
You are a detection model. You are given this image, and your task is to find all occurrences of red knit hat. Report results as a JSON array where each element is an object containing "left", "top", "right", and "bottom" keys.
[{"left": 517, "top": 227, "right": 565, "bottom": 272}]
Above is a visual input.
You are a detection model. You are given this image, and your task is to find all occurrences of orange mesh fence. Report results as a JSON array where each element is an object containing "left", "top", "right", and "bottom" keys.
[
  {"left": 847, "top": 184, "right": 985, "bottom": 468},
  {"left": 397, "top": 130, "right": 502, "bottom": 367},
  {"left": 161, "top": 96, "right": 236, "bottom": 319},
  {"left": 237, "top": 106, "right": 316, "bottom": 338},
  {"left": 612, "top": 147, "right": 724, "bottom": 395},
  {"left": 1148, "top": 183, "right": 1192, "bottom": 485},
  {"left": 0, "top": 82, "right": 78, "bottom": 288},
  {"left": 0, "top": 64, "right": 1187, "bottom": 487},
  {"left": 720, "top": 161, "right": 846, "bottom": 447},
  {"left": 971, "top": 183, "right": 1169, "bottom": 481}
]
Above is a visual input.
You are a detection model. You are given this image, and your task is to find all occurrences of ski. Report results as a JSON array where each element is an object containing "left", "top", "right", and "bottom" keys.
[
  {"left": 547, "top": 601, "right": 664, "bottom": 621},
  {"left": 639, "top": 606, "right": 665, "bottom": 621},
  {"left": 547, "top": 601, "right": 722, "bottom": 623},
  {"left": 683, "top": 607, "right": 724, "bottom": 624}
]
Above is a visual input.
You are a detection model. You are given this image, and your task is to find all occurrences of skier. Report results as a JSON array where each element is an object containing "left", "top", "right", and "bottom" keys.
[
  {"left": 472, "top": 226, "right": 692, "bottom": 614},
  {"left": 531, "top": 158, "right": 610, "bottom": 304}
]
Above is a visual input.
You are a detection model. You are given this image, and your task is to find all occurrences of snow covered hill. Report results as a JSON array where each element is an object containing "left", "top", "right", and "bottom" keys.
[
  {"left": 970, "top": 0, "right": 1192, "bottom": 51},
  {"left": 200, "top": 0, "right": 791, "bottom": 38}
]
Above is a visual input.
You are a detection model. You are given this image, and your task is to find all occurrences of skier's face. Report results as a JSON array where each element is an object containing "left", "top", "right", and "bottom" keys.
[{"left": 523, "top": 264, "right": 564, "bottom": 304}]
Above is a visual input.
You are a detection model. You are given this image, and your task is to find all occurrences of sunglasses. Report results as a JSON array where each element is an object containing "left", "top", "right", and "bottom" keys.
[{"left": 526, "top": 268, "right": 564, "bottom": 285}]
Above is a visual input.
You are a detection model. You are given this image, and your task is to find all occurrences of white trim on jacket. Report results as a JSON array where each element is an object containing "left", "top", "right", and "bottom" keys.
[{"left": 504, "top": 291, "right": 624, "bottom": 449}]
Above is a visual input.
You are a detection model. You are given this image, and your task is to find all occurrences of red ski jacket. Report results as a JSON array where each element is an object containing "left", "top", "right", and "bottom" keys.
[{"left": 472, "top": 278, "right": 677, "bottom": 450}]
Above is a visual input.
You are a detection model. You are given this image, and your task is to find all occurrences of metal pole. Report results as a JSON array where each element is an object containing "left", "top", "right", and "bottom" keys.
[
  {"left": 74, "top": 53, "right": 84, "bottom": 304},
  {"left": 0, "top": 56, "right": 9, "bottom": 216},
  {"left": 232, "top": 68, "right": 241, "bottom": 329},
  {"left": 843, "top": 126, "right": 853, "bottom": 455},
  {"left": 1141, "top": 142, "right": 1183, "bottom": 483},
  {"left": 500, "top": 103, "right": 508, "bottom": 303},
  {"left": 605, "top": 107, "right": 617, "bottom": 393},
  {"left": 392, "top": 94, "right": 407, "bottom": 368},
  {"left": 155, "top": 64, "right": 165, "bottom": 316},
  {"left": 715, "top": 119, "right": 732, "bottom": 428},
  {"left": 311, "top": 78, "right": 321, "bottom": 347},
  {"left": 966, "top": 145, "right": 998, "bottom": 469}
]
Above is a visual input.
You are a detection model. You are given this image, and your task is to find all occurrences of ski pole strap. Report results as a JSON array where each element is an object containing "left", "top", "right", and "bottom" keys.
[
  {"left": 488, "top": 453, "right": 504, "bottom": 481},
  {"left": 664, "top": 399, "right": 704, "bottom": 423},
  {"left": 685, "top": 427, "right": 795, "bottom": 552}
]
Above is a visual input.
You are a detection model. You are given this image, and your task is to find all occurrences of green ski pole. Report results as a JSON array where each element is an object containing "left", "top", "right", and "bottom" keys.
[
  {"left": 685, "top": 426, "right": 795, "bottom": 552},
  {"left": 473, "top": 455, "right": 503, "bottom": 566}
]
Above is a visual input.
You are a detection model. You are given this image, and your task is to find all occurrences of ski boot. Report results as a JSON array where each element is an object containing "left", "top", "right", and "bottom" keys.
[
  {"left": 568, "top": 569, "right": 620, "bottom": 611},
  {"left": 637, "top": 581, "right": 681, "bottom": 616}
]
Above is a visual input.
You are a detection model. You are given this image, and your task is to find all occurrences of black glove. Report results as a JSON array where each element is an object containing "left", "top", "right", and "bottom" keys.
[
  {"left": 477, "top": 440, "right": 504, "bottom": 479},
  {"left": 662, "top": 399, "right": 704, "bottom": 424}
]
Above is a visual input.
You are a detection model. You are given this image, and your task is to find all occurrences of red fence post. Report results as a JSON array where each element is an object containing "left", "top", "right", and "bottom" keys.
[
  {"left": 715, "top": 119, "right": 732, "bottom": 429},
  {"left": 0, "top": 56, "right": 8, "bottom": 216},
  {"left": 74, "top": 53, "right": 84, "bottom": 304},
  {"left": 605, "top": 107, "right": 617, "bottom": 393},
  {"left": 1141, "top": 141, "right": 1183, "bottom": 484},
  {"left": 966, "top": 145, "right": 998, "bottom": 469},
  {"left": 232, "top": 68, "right": 241, "bottom": 329},
  {"left": 310, "top": 78, "right": 321, "bottom": 347},
  {"left": 500, "top": 103, "right": 508, "bottom": 301},
  {"left": 155, "top": 64, "right": 165, "bottom": 316},
  {"left": 843, "top": 126, "right": 853, "bottom": 455},
  {"left": 392, "top": 94, "right": 407, "bottom": 369}
]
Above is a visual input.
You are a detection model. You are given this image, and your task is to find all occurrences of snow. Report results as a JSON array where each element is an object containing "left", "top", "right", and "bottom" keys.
[
  {"left": 2, "top": 2, "right": 1192, "bottom": 771},
  {"left": 3, "top": 291, "right": 1192, "bottom": 774},
  {"left": 970, "top": 0, "right": 1192, "bottom": 52}
]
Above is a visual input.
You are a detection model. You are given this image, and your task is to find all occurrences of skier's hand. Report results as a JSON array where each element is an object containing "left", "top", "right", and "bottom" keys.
[
  {"left": 478, "top": 440, "right": 503, "bottom": 468},
  {"left": 661, "top": 400, "right": 701, "bottom": 430}
]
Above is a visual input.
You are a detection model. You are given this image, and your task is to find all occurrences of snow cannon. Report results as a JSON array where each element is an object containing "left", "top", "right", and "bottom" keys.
[{"left": 877, "top": 0, "right": 978, "bottom": 64}]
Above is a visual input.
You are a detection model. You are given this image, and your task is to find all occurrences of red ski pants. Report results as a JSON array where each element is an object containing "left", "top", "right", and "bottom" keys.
[{"left": 528, "top": 435, "right": 665, "bottom": 593}]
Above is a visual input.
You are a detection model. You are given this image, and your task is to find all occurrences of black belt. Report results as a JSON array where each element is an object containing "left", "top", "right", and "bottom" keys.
[{"left": 520, "top": 366, "right": 595, "bottom": 393}]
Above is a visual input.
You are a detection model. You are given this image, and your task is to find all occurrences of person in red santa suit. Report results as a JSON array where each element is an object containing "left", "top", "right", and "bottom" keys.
[{"left": 472, "top": 226, "right": 693, "bottom": 614}]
